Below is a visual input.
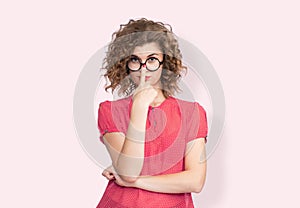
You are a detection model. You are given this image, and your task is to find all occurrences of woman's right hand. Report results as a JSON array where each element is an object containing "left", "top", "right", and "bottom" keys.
[{"left": 132, "top": 69, "right": 158, "bottom": 107}]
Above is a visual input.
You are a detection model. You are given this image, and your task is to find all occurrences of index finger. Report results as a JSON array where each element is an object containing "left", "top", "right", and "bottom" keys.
[{"left": 139, "top": 69, "right": 146, "bottom": 86}]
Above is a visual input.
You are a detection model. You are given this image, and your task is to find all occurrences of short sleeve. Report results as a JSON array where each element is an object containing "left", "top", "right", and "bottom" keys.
[
  {"left": 97, "top": 101, "right": 120, "bottom": 143},
  {"left": 186, "top": 102, "right": 208, "bottom": 143}
]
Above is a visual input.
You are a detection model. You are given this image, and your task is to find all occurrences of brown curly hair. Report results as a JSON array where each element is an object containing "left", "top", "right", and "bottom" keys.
[{"left": 102, "top": 18, "right": 187, "bottom": 98}]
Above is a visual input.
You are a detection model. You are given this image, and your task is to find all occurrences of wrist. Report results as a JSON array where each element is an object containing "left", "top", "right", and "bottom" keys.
[
  {"left": 129, "top": 102, "right": 149, "bottom": 133},
  {"left": 126, "top": 121, "right": 146, "bottom": 143}
]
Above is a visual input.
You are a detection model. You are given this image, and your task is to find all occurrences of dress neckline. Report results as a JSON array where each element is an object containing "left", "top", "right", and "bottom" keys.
[{"left": 128, "top": 95, "right": 174, "bottom": 109}]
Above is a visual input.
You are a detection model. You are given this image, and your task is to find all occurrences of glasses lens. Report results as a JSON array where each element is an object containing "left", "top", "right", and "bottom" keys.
[
  {"left": 127, "top": 57, "right": 162, "bottom": 71},
  {"left": 127, "top": 57, "right": 140, "bottom": 71},
  {"left": 146, "top": 58, "right": 160, "bottom": 71}
]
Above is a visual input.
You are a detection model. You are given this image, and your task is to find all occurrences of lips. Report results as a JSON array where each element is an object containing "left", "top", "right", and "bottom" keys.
[{"left": 137, "top": 76, "right": 151, "bottom": 80}]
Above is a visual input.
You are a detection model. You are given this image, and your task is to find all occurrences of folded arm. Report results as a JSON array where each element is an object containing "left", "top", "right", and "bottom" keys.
[
  {"left": 104, "top": 138, "right": 207, "bottom": 194},
  {"left": 134, "top": 138, "right": 207, "bottom": 193}
]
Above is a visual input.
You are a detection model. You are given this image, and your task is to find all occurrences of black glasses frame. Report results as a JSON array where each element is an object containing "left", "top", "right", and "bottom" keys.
[{"left": 126, "top": 56, "right": 164, "bottom": 72}]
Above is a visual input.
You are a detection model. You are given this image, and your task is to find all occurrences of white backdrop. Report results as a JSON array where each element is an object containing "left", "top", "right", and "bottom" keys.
[{"left": 1, "top": 0, "right": 299, "bottom": 207}]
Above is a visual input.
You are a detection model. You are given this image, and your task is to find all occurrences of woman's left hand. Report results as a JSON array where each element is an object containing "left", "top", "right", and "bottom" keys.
[{"left": 102, "top": 165, "right": 116, "bottom": 181}]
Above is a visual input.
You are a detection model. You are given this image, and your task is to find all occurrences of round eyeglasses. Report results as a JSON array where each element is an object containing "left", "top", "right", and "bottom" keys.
[{"left": 127, "top": 56, "right": 164, "bottom": 72}]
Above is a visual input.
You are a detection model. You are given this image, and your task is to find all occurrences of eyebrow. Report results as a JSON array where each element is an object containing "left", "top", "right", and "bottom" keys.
[
  {"left": 147, "top": 53, "right": 160, "bottom": 57},
  {"left": 131, "top": 53, "right": 161, "bottom": 58}
]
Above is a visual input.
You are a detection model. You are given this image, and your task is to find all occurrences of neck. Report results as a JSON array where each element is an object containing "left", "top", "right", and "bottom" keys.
[{"left": 150, "top": 89, "right": 166, "bottom": 107}]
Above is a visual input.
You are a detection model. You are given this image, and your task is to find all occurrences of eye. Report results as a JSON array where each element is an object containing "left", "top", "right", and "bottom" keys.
[
  {"left": 147, "top": 57, "right": 157, "bottom": 62},
  {"left": 129, "top": 57, "right": 140, "bottom": 63}
]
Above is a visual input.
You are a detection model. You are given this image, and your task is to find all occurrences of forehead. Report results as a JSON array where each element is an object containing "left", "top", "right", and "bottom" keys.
[{"left": 132, "top": 42, "right": 162, "bottom": 56}]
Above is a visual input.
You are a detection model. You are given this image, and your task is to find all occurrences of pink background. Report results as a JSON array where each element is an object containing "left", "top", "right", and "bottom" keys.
[{"left": 1, "top": 0, "right": 299, "bottom": 207}]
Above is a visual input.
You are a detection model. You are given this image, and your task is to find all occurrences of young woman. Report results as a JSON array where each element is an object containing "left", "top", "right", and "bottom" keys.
[{"left": 97, "top": 18, "right": 208, "bottom": 208}]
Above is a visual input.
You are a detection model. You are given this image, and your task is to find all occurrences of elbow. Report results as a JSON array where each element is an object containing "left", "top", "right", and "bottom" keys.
[
  {"left": 191, "top": 177, "right": 206, "bottom": 193},
  {"left": 193, "top": 183, "right": 204, "bottom": 193},
  {"left": 114, "top": 166, "right": 140, "bottom": 183},
  {"left": 112, "top": 162, "right": 140, "bottom": 183},
  {"left": 120, "top": 175, "right": 138, "bottom": 183}
]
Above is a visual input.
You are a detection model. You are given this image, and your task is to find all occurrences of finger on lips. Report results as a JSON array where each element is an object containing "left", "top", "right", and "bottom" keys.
[{"left": 140, "top": 69, "right": 146, "bottom": 86}]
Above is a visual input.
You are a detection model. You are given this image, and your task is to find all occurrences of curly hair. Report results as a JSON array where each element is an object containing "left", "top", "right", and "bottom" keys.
[{"left": 102, "top": 18, "right": 187, "bottom": 98}]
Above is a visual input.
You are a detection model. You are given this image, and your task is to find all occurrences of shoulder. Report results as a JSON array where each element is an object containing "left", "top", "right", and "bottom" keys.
[
  {"left": 172, "top": 97, "right": 206, "bottom": 114},
  {"left": 99, "top": 96, "right": 131, "bottom": 110}
]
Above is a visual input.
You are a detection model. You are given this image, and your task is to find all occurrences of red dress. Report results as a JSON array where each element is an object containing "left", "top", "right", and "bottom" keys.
[{"left": 97, "top": 96, "right": 208, "bottom": 208}]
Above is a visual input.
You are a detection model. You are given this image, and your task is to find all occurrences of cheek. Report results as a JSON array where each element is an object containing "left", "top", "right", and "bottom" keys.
[
  {"left": 152, "top": 69, "right": 163, "bottom": 81},
  {"left": 129, "top": 73, "right": 139, "bottom": 85}
]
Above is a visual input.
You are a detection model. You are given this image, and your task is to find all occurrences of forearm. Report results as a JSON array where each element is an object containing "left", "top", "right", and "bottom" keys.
[
  {"left": 115, "top": 102, "right": 148, "bottom": 179},
  {"left": 134, "top": 168, "right": 206, "bottom": 194}
]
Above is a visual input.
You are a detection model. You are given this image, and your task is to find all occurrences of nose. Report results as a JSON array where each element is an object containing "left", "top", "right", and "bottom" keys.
[
  {"left": 140, "top": 63, "right": 147, "bottom": 72},
  {"left": 140, "top": 67, "right": 147, "bottom": 74},
  {"left": 141, "top": 63, "right": 147, "bottom": 69}
]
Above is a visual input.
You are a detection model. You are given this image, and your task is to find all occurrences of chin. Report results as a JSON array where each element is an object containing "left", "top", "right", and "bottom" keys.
[{"left": 151, "top": 80, "right": 162, "bottom": 88}]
